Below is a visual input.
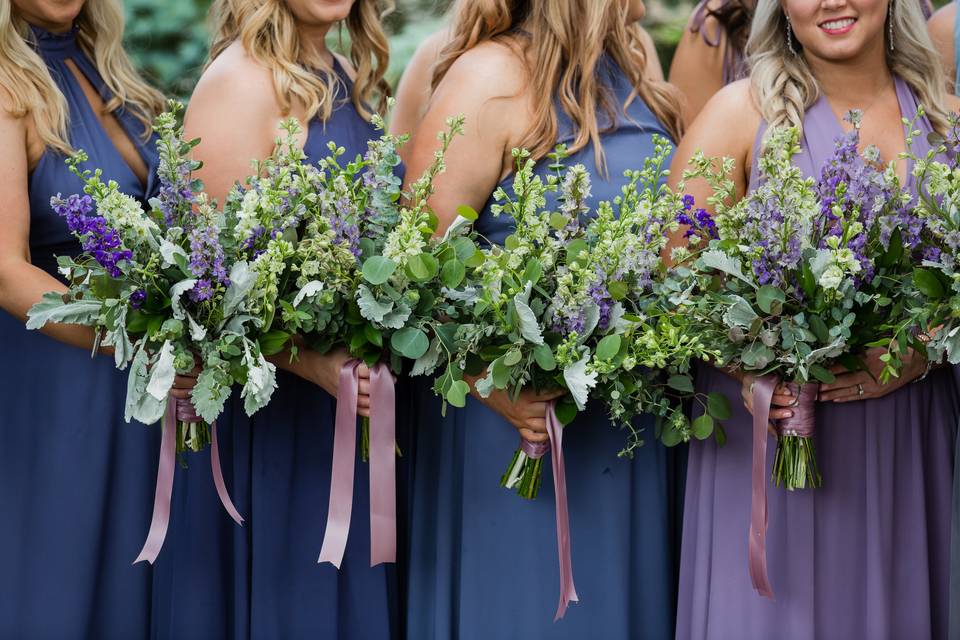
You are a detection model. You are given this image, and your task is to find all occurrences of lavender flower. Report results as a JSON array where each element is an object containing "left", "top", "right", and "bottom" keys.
[{"left": 51, "top": 193, "right": 131, "bottom": 278}]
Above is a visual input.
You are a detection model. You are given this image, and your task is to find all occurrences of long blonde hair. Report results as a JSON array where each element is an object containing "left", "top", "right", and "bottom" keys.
[
  {"left": 0, "top": 0, "right": 165, "bottom": 156},
  {"left": 209, "top": 0, "right": 392, "bottom": 122},
  {"left": 432, "top": 0, "right": 684, "bottom": 168},
  {"left": 748, "top": 0, "right": 950, "bottom": 135}
]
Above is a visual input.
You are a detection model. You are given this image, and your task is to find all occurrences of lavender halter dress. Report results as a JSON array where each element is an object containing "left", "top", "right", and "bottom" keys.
[{"left": 677, "top": 77, "right": 959, "bottom": 640}]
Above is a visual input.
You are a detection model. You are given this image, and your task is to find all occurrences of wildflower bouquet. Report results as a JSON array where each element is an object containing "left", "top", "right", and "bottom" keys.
[
  {"left": 259, "top": 115, "right": 470, "bottom": 456},
  {"left": 437, "top": 140, "right": 717, "bottom": 501},
  {"left": 901, "top": 113, "right": 960, "bottom": 364},
  {"left": 28, "top": 102, "right": 279, "bottom": 451},
  {"left": 675, "top": 120, "right": 919, "bottom": 492}
]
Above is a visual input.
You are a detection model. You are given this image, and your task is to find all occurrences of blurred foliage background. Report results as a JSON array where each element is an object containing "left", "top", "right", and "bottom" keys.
[{"left": 124, "top": 0, "right": 692, "bottom": 98}]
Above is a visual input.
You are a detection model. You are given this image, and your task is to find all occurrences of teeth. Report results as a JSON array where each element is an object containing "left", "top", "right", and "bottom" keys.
[{"left": 822, "top": 18, "right": 855, "bottom": 29}]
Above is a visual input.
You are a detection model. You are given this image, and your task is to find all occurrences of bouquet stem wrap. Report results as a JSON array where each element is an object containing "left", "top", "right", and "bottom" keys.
[
  {"left": 748, "top": 376, "right": 818, "bottom": 598},
  {"left": 524, "top": 402, "right": 579, "bottom": 621},
  {"left": 772, "top": 382, "right": 820, "bottom": 490},
  {"left": 134, "top": 396, "right": 244, "bottom": 565},
  {"left": 318, "top": 360, "right": 396, "bottom": 568}
]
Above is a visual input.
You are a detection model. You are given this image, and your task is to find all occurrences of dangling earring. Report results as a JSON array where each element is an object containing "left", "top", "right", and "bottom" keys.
[
  {"left": 786, "top": 15, "right": 797, "bottom": 55},
  {"left": 888, "top": 1, "right": 895, "bottom": 51}
]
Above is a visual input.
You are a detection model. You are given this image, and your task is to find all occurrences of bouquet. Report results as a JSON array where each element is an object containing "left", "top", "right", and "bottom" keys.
[
  {"left": 436, "top": 140, "right": 717, "bottom": 501},
  {"left": 223, "top": 112, "right": 469, "bottom": 567},
  {"left": 675, "top": 120, "right": 919, "bottom": 493},
  {"left": 27, "top": 101, "right": 287, "bottom": 561},
  {"left": 901, "top": 111, "right": 960, "bottom": 364},
  {"left": 29, "top": 102, "right": 280, "bottom": 448}
]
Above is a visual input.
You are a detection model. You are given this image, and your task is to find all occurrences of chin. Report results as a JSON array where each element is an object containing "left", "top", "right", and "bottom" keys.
[
  {"left": 14, "top": 0, "right": 85, "bottom": 30},
  {"left": 286, "top": 0, "right": 355, "bottom": 26},
  {"left": 626, "top": 1, "right": 646, "bottom": 22}
]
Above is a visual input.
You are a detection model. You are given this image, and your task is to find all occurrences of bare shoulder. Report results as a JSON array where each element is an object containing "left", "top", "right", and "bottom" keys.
[
  {"left": 435, "top": 40, "right": 526, "bottom": 100},
  {"left": 680, "top": 79, "right": 759, "bottom": 161},
  {"left": 190, "top": 42, "right": 280, "bottom": 121},
  {"left": 928, "top": 3, "right": 957, "bottom": 41},
  {"left": 698, "top": 79, "right": 760, "bottom": 127},
  {"left": 944, "top": 93, "right": 960, "bottom": 112}
]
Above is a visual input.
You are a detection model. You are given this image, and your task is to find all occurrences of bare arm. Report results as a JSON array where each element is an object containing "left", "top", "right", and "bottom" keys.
[
  {"left": 668, "top": 3, "right": 728, "bottom": 127},
  {"left": 637, "top": 26, "right": 664, "bottom": 81},
  {"left": 402, "top": 43, "right": 527, "bottom": 235},
  {"left": 928, "top": 4, "right": 957, "bottom": 93},
  {"left": 390, "top": 28, "right": 450, "bottom": 142},
  {"left": 0, "top": 99, "right": 103, "bottom": 351}
]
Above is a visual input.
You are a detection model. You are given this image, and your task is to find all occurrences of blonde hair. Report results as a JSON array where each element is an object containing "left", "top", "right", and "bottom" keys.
[
  {"left": 432, "top": 0, "right": 684, "bottom": 168},
  {"left": 209, "top": 0, "right": 392, "bottom": 122},
  {"left": 748, "top": 0, "right": 950, "bottom": 135},
  {"left": 0, "top": 0, "right": 165, "bottom": 156}
]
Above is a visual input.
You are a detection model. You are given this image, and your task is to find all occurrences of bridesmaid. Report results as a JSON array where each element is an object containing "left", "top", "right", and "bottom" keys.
[
  {"left": 157, "top": 1, "right": 398, "bottom": 637},
  {"left": 401, "top": 1, "right": 685, "bottom": 638},
  {"left": 672, "top": 0, "right": 960, "bottom": 637},
  {"left": 390, "top": 1, "right": 664, "bottom": 140},
  {"left": 671, "top": 0, "right": 932, "bottom": 124},
  {"left": 0, "top": 0, "right": 168, "bottom": 636},
  {"left": 927, "top": 7, "right": 960, "bottom": 639},
  {"left": 668, "top": 0, "right": 753, "bottom": 124}
]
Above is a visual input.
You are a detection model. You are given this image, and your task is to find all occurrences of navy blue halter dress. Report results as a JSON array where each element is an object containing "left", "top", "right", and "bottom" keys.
[
  {"left": 405, "top": 59, "right": 684, "bottom": 639},
  {"left": 153, "top": 58, "right": 398, "bottom": 640},
  {"left": 0, "top": 25, "right": 161, "bottom": 639}
]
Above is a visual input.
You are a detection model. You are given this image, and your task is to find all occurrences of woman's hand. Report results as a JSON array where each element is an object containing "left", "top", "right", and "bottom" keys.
[
  {"left": 818, "top": 347, "right": 927, "bottom": 402},
  {"left": 170, "top": 359, "right": 201, "bottom": 401},
  {"left": 469, "top": 382, "right": 566, "bottom": 444},
  {"left": 275, "top": 346, "right": 379, "bottom": 418},
  {"left": 739, "top": 373, "right": 796, "bottom": 436}
]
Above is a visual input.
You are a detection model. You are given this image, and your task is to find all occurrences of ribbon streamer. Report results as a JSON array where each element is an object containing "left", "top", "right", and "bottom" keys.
[
  {"left": 135, "top": 397, "right": 177, "bottom": 564},
  {"left": 520, "top": 403, "right": 579, "bottom": 620},
  {"left": 319, "top": 359, "right": 397, "bottom": 568},
  {"left": 368, "top": 364, "right": 397, "bottom": 565},
  {"left": 748, "top": 375, "right": 777, "bottom": 598},
  {"left": 135, "top": 396, "right": 243, "bottom": 565}
]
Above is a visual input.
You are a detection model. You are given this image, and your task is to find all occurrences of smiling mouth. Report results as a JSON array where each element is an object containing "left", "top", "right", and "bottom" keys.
[{"left": 819, "top": 17, "right": 857, "bottom": 34}]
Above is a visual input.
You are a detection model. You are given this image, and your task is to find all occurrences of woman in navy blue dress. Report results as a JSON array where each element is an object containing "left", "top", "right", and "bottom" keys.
[
  {"left": 0, "top": 1, "right": 167, "bottom": 637},
  {"left": 155, "top": 1, "right": 398, "bottom": 637},
  {"left": 400, "top": 1, "right": 686, "bottom": 638}
]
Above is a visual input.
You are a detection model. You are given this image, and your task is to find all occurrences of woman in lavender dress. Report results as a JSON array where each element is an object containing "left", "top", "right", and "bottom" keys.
[{"left": 670, "top": 0, "right": 960, "bottom": 637}]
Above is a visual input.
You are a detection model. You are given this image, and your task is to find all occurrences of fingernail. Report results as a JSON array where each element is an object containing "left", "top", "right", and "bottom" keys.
[{"left": 785, "top": 411, "right": 793, "bottom": 418}]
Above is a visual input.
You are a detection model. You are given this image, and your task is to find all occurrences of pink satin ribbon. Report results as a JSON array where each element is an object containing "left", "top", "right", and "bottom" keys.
[
  {"left": 519, "top": 403, "right": 579, "bottom": 620},
  {"left": 748, "top": 377, "right": 818, "bottom": 598},
  {"left": 318, "top": 360, "right": 396, "bottom": 568},
  {"left": 134, "top": 396, "right": 243, "bottom": 565},
  {"left": 749, "top": 375, "right": 777, "bottom": 598}
]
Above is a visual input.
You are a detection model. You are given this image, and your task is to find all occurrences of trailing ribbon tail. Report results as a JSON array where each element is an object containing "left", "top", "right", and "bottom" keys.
[
  {"left": 749, "top": 375, "right": 777, "bottom": 599},
  {"left": 546, "top": 402, "right": 579, "bottom": 620},
  {"left": 318, "top": 360, "right": 360, "bottom": 568},
  {"left": 368, "top": 363, "right": 396, "bottom": 566},
  {"left": 210, "top": 421, "right": 243, "bottom": 525},
  {"left": 134, "top": 397, "right": 177, "bottom": 564}
]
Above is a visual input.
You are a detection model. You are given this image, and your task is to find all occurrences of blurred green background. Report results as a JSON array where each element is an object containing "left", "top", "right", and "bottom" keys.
[{"left": 124, "top": 0, "right": 691, "bottom": 98}]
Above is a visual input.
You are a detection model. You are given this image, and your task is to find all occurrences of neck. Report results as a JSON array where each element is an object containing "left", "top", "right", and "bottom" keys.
[
  {"left": 804, "top": 42, "right": 894, "bottom": 107},
  {"left": 23, "top": 16, "right": 75, "bottom": 34},
  {"left": 298, "top": 22, "right": 334, "bottom": 66}
]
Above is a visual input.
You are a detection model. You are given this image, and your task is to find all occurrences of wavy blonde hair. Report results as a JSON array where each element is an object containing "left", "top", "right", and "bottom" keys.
[
  {"left": 432, "top": 0, "right": 683, "bottom": 168},
  {"left": 0, "top": 0, "right": 165, "bottom": 155},
  {"left": 748, "top": 0, "right": 950, "bottom": 135},
  {"left": 209, "top": 0, "right": 392, "bottom": 122}
]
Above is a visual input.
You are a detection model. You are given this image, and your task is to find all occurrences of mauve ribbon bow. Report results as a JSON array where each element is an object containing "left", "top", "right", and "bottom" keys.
[
  {"left": 318, "top": 360, "right": 396, "bottom": 568},
  {"left": 135, "top": 396, "right": 244, "bottom": 565},
  {"left": 519, "top": 401, "right": 579, "bottom": 620}
]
